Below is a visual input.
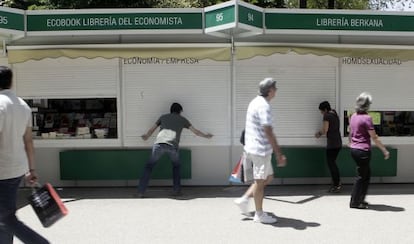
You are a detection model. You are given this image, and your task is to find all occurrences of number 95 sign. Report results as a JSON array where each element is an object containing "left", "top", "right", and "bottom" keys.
[{"left": 216, "top": 13, "right": 224, "bottom": 22}]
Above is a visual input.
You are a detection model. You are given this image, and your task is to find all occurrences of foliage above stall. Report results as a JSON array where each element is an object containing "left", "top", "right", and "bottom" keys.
[{"left": 0, "top": 0, "right": 281, "bottom": 9}]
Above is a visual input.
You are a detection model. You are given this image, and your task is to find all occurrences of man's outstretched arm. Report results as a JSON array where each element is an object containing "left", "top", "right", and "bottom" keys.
[
  {"left": 189, "top": 126, "right": 213, "bottom": 138},
  {"left": 141, "top": 124, "right": 159, "bottom": 140}
]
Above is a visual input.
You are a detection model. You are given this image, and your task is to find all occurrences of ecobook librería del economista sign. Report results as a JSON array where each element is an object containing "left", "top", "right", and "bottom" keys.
[{"left": 26, "top": 9, "right": 202, "bottom": 34}]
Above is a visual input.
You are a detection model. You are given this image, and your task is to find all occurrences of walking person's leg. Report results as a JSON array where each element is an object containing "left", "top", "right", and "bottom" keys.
[
  {"left": 138, "top": 144, "right": 164, "bottom": 196},
  {"left": 0, "top": 177, "right": 49, "bottom": 244},
  {"left": 251, "top": 154, "right": 276, "bottom": 224},
  {"left": 359, "top": 151, "right": 371, "bottom": 203},
  {"left": 326, "top": 148, "right": 341, "bottom": 192},
  {"left": 350, "top": 149, "right": 371, "bottom": 208},
  {"left": 253, "top": 179, "right": 265, "bottom": 212},
  {"left": 234, "top": 176, "right": 273, "bottom": 214},
  {"left": 240, "top": 175, "right": 274, "bottom": 199},
  {"left": 350, "top": 149, "right": 363, "bottom": 206}
]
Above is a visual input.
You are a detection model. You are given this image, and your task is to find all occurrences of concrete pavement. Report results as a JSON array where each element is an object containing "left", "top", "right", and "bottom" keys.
[{"left": 14, "top": 184, "right": 414, "bottom": 244}]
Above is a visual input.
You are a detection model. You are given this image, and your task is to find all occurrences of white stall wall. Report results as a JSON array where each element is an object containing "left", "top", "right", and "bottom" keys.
[
  {"left": 9, "top": 53, "right": 414, "bottom": 187},
  {"left": 13, "top": 57, "right": 119, "bottom": 98},
  {"left": 341, "top": 58, "right": 414, "bottom": 111},
  {"left": 11, "top": 57, "right": 123, "bottom": 187},
  {"left": 340, "top": 58, "right": 414, "bottom": 184},
  {"left": 120, "top": 58, "right": 232, "bottom": 187},
  {"left": 122, "top": 58, "right": 231, "bottom": 147},
  {"left": 0, "top": 57, "right": 8, "bottom": 66},
  {"left": 12, "top": 57, "right": 122, "bottom": 148},
  {"left": 235, "top": 53, "right": 338, "bottom": 146}
]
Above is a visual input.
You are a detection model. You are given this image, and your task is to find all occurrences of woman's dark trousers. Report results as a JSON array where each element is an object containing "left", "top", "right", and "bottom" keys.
[
  {"left": 326, "top": 148, "right": 341, "bottom": 186},
  {"left": 350, "top": 149, "right": 371, "bottom": 205}
]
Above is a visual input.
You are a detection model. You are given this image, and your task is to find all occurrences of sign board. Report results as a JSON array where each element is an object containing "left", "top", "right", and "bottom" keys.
[
  {"left": 204, "top": 0, "right": 263, "bottom": 36},
  {"left": 238, "top": 1, "right": 263, "bottom": 31},
  {"left": 27, "top": 9, "right": 203, "bottom": 35},
  {"left": 266, "top": 10, "right": 414, "bottom": 35},
  {"left": 204, "top": 1, "right": 236, "bottom": 33},
  {"left": 0, "top": 8, "right": 24, "bottom": 34},
  {"left": 2, "top": 2, "right": 414, "bottom": 41}
]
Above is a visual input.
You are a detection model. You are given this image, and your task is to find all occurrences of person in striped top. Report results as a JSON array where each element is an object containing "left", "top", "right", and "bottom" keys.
[{"left": 234, "top": 77, "right": 287, "bottom": 224}]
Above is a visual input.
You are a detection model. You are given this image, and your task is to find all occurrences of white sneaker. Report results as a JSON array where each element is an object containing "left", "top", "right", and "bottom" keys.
[
  {"left": 253, "top": 212, "right": 277, "bottom": 224},
  {"left": 234, "top": 197, "right": 249, "bottom": 214}
]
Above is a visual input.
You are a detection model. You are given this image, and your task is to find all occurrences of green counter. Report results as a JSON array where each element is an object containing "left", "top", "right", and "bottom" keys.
[
  {"left": 60, "top": 149, "right": 191, "bottom": 180},
  {"left": 273, "top": 147, "right": 397, "bottom": 178},
  {"left": 60, "top": 147, "right": 397, "bottom": 181}
]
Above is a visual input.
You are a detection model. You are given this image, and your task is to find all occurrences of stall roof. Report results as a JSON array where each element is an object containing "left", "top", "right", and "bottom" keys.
[
  {"left": 235, "top": 33, "right": 414, "bottom": 46},
  {"left": 8, "top": 32, "right": 414, "bottom": 46},
  {"left": 2, "top": 1, "right": 414, "bottom": 47},
  {"left": 9, "top": 33, "right": 230, "bottom": 46}
]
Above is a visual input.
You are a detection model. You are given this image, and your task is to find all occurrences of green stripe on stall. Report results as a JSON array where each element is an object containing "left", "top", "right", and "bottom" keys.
[
  {"left": 273, "top": 147, "right": 397, "bottom": 178},
  {"left": 60, "top": 149, "right": 191, "bottom": 180}
]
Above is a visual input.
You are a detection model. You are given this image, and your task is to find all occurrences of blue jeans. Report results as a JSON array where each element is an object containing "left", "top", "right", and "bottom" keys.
[
  {"left": 138, "top": 143, "right": 181, "bottom": 193},
  {"left": 0, "top": 176, "right": 49, "bottom": 244}
]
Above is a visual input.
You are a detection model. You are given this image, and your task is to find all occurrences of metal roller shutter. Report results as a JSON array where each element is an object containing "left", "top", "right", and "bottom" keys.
[{"left": 122, "top": 59, "right": 231, "bottom": 146}]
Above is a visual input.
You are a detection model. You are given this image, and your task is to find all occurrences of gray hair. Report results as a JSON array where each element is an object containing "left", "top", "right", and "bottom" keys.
[
  {"left": 259, "top": 77, "right": 277, "bottom": 96},
  {"left": 355, "top": 92, "right": 372, "bottom": 113}
]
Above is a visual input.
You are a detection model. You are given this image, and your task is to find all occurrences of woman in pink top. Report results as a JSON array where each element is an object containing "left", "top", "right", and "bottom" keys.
[{"left": 348, "top": 92, "right": 390, "bottom": 209}]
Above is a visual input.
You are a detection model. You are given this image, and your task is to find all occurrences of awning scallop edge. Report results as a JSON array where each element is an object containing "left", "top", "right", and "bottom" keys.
[{"left": 7, "top": 46, "right": 231, "bottom": 64}]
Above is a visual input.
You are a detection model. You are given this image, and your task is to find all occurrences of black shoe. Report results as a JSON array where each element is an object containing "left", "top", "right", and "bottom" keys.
[
  {"left": 328, "top": 185, "right": 342, "bottom": 193},
  {"left": 350, "top": 202, "right": 368, "bottom": 209},
  {"left": 171, "top": 190, "right": 182, "bottom": 197},
  {"left": 134, "top": 192, "right": 145, "bottom": 198}
]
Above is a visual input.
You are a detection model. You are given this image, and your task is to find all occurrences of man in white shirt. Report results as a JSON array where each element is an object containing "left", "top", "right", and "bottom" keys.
[
  {"left": 234, "top": 78, "right": 287, "bottom": 224},
  {"left": 0, "top": 66, "right": 49, "bottom": 244}
]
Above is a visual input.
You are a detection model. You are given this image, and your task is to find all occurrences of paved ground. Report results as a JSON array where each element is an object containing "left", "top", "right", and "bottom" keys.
[{"left": 14, "top": 183, "right": 414, "bottom": 244}]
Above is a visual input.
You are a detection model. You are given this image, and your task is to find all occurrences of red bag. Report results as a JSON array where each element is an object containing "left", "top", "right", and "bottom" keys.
[
  {"left": 229, "top": 152, "right": 254, "bottom": 184},
  {"left": 229, "top": 154, "right": 245, "bottom": 184},
  {"left": 28, "top": 183, "right": 69, "bottom": 228}
]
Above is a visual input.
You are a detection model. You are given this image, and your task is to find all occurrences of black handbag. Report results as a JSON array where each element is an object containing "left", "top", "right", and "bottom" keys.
[
  {"left": 240, "top": 130, "right": 245, "bottom": 145},
  {"left": 28, "top": 183, "right": 68, "bottom": 228}
]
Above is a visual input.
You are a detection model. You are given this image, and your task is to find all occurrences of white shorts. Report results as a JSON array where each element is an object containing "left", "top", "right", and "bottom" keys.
[{"left": 248, "top": 153, "right": 274, "bottom": 180}]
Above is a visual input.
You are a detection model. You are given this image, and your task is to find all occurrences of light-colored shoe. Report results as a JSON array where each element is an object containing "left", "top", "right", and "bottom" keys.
[
  {"left": 234, "top": 197, "right": 249, "bottom": 214},
  {"left": 253, "top": 212, "right": 277, "bottom": 224}
]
